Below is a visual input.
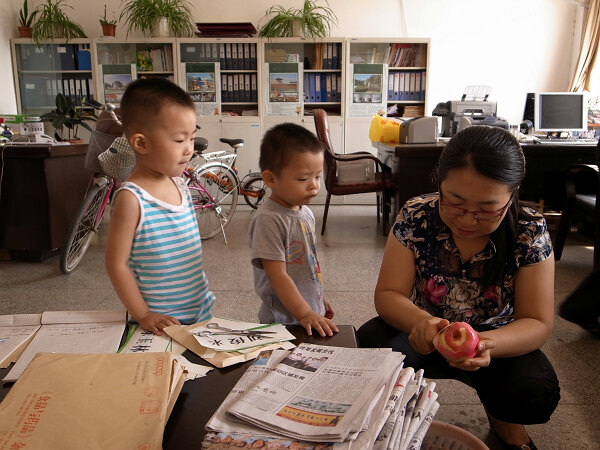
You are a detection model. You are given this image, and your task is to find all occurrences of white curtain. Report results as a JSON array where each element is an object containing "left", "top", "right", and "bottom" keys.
[{"left": 569, "top": 0, "right": 600, "bottom": 92}]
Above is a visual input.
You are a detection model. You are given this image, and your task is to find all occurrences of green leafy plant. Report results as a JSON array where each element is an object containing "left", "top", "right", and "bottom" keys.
[
  {"left": 258, "top": 0, "right": 337, "bottom": 38},
  {"left": 32, "top": 0, "right": 87, "bottom": 45},
  {"left": 100, "top": 4, "right": 117, "bottom": 25},
  {"left": 19, "top": 0, "right": 38, "bottom": 28},
  {"left": 40, "top": 93, "right": 97, "bottom": 141},
  {"left": 120, "top": 0, "right": 196, "bottom": 37}
]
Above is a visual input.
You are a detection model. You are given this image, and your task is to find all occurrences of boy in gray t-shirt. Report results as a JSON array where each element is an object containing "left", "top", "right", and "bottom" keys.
[{"left": 248, "top": 123, "right": 337, "bottom": 337}]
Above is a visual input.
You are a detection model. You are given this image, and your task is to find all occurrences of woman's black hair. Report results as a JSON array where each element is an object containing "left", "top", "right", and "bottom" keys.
[{"left": 435, "top": 125, "right": 528, "bottom": 286}]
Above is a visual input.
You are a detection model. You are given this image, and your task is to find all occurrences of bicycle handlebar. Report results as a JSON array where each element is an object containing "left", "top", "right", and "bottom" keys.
[{"left": 88, "top": 99, "right": 122, "bottom": 126}]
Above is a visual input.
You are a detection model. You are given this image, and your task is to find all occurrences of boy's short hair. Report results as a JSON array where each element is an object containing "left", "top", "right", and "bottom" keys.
[
  {"left": 259, "top": 123, "right": 324, "bottom": 173},
  {"left": 120, "top": 77, "right": 194, "bottom": 137}
]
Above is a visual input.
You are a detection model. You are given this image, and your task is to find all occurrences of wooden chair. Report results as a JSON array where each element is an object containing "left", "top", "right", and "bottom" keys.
[{"left": 313, "top": 108, "right": 393, "bottom": 235}]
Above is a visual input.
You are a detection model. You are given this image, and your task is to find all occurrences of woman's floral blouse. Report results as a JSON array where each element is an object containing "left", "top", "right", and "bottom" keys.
[{"left": 393, "top": 193, "right": 552, "bottom": 330}]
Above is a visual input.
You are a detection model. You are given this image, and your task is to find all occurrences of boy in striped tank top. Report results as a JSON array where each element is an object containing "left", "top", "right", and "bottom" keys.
[{"left": 105, "top": 78, "right": 215, "bottom": 335}]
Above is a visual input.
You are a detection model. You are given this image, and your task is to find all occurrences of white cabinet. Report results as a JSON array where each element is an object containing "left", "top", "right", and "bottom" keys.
[{"left": 11, "top": 36, "right": 430, "bottom": 206}]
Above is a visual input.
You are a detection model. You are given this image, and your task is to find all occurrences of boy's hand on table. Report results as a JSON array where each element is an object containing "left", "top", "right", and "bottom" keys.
[
  {"left": 323, "top": 297, "right": 335, "bottom": 319},
  {"left": 299, "top": 312, "right": 339, "bottom": 337},
  {"left": 138, "top": 311, "right": 180, "bottom": 336}
]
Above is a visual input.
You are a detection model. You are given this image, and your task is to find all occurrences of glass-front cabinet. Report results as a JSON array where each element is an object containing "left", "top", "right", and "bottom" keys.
[
  {"left": 94, "top": 38, "right": 177, "bottom": 107},
  {"left": 177, "top": 38, "right": 262, "bottom": 175},
  {"left": 11, "top": 38, "right": 94, "bottom": 114}
]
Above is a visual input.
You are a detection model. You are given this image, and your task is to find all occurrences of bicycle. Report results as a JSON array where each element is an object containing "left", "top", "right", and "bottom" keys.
[
  {"left": 184, "top": 137, "right": 270, "bottom": 242},
  {"left": 59, "top": 103, "right": 123, "bottom": 274}
]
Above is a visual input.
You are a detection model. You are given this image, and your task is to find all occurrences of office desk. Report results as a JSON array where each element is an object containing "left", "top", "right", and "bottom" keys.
[
  {"left": 0, "top": 324, "right": 357, "bottom": 449},
  {"left": 375, "top": 141, "right": 597, "bottom": 219},
  {"left": 0, "top": 143, "right": 92, "bottom": 260}
]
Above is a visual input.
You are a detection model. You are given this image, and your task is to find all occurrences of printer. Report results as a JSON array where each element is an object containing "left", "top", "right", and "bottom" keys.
[
  {"left": 432, "top": 100, "right": 500, "bottom": 137},
  {"left": 431, "top": 86, "right": 509, "bottom": 137},
  {"left": 399, "top": 116, "right": 439, "bottom": 144}
]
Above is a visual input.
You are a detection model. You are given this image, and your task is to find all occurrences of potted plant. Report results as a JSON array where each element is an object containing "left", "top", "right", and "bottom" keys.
[
  {"left": 40, "top": 93, "right": 97, "bottom": 142},
  {"left": 32, "top": 0, "right": 87, "bottom": 45},
  {"left": 18, "top": 0, "right": 38, "bottom": 38},
  {"left": 120, "top": 0, "right": 196, "bottom": 38},
  {"left": 258, "top": 0, "right": 337, "bottom": 38},
  {"left": 99, "top": 4, "right": 117, "bottom": 37}
]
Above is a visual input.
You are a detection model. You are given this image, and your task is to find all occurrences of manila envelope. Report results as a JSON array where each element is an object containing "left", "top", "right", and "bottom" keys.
[{"left": 0, "top": 352, "right": 184, "bottom": 450}]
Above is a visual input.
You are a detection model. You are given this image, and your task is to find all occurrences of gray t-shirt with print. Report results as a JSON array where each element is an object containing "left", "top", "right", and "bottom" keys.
[{"left": 248, "top": 198, "right": 324, "bottom": 325}]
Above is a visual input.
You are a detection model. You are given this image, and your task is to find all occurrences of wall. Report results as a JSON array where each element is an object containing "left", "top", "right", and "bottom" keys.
[{"left": 0, "top": 0, "right": 582, "bottom": 124}]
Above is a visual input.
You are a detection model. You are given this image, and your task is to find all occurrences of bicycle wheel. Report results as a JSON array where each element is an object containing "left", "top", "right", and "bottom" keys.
[
  {"left": 60, "top": 179, "right": 112, "bottom": 274},
  {"left": 188, "top": 162, "right": 239, "bottom": 239},
  {"left": 241, "top": 175, "right": 271, "bottom": 209}
]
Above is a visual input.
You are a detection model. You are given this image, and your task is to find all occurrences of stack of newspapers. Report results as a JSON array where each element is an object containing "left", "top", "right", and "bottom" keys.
[{"left": 203, "top": 343, "right": 439, "bottom": 449}]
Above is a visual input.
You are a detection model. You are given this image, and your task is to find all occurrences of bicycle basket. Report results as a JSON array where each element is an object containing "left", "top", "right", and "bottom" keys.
[
  {"left": 98, "top": 136, "right": 136, "bottom": 181},
  {"left": 84, "top": 129, "right": 121, "bottom": 174}
]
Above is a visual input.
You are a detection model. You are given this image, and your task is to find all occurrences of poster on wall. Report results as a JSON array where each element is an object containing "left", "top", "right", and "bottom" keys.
[
  {"left": 349, "top": 63, "right": 387, "bottom": 117},
  {"left": 265, "top": 62, "right": 303, "bottom": 116},
  {"left": 182, "top": 62, "right": 221, "bottom": 117}
]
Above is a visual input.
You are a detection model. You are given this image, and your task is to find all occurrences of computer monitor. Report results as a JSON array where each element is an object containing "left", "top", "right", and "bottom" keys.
[
  {"left": 534, "top": 92, "right": 587, "bottom": 133},
  {"left": 523, "top": 92, "right": 535, "bottom": 123}
]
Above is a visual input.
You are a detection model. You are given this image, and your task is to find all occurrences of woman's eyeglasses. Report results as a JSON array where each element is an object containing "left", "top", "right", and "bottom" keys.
[{"left": 439, "top": 192, "right": 512, "bottom": 222}]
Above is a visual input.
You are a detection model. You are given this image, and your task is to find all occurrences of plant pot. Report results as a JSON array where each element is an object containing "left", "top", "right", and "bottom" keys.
[
  {"left": 18, "top": 26, "right": 32, "bottom": 38},
  {"left": 152, "top": 16, "right": 170, "bottom": 37},
  {"left": 101, "top": 23, "right": 116, "bottom": 37},
  {"left": 291, "top": 19, "right": 303, "bottom": 37}
]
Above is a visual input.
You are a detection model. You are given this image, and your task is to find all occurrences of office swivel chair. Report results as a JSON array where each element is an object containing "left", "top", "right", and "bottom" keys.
[
  {"left": 553, "top": 140, "right": 599, "bottom": 267},
  {"left": 313, "top": 109, "right": 393, "bottom": 235}
]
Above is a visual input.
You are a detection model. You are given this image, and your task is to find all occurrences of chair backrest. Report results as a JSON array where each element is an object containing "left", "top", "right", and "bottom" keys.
[{"left": 313, "top": 109, "right": 337, "bottom": 189}]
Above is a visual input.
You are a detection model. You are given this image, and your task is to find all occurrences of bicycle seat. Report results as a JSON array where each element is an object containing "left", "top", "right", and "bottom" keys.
[
  {"left": 219, "top": 138, "right": 244, "bottom": 148},
  {"left": 194, "top": 137, "right": 208, "bottom": 153}
]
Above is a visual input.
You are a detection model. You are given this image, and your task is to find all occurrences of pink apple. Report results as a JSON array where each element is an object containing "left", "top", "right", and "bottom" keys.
[{"left": 433, "top": 322, "right": 479, "bottom": 363}]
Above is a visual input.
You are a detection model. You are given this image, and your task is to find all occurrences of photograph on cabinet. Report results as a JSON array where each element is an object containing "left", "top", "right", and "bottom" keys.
[
  {"left": 187, "top": 72, "right": 216, "bottom": 102},
  {"left": 353, "top": 73, "right": 382, "bottom": 103},
  {"left": 103, "top": 73, "right": 132, "bottom": 104},
  {"left": 269, "top": 72, "right": 299, "bottom": 103}
]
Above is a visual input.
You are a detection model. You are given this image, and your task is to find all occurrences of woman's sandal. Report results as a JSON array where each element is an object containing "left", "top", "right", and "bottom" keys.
[{"left": 486, "top": 411, "right": 537, "bottom": 450}]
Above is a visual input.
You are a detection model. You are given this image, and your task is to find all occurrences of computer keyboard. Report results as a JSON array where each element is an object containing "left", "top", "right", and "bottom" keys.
[{"left": 535, "top": 138, "right": 598, "bottom": 145}]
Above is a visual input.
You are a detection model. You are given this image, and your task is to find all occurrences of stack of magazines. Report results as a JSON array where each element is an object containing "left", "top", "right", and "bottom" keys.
[{"left": 202, "top": 343, "right": 439, "bottom": 449}]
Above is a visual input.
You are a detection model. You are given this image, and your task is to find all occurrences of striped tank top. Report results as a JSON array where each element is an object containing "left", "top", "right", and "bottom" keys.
[{"left": 118, "top": 177, "right": 215, "bottom": 324}]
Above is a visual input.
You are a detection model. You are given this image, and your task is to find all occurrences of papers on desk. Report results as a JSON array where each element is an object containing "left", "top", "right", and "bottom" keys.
[
  {"left": 164, "top": 317, "right": 296, "bottom": 368},
  {"left": 119, "top": 324, "right": 186, "bottom": 355},
  {"left": 118, "top": 324, "right": 212, "bottom": 380},
  {"left": 0, "top": 314, "right": 42, "bottom": 368},
  {"left": 204, "top": 345, "right": 440, "bottom": 449},
  {"left": 3, "top": 309, "right": 126, "bottom": 382},
  {"left": 0, "top": 352, "right": 185, "bottom": 450},
  {"left": 192, "top": 319, "right": 295, "bottom": 352}
]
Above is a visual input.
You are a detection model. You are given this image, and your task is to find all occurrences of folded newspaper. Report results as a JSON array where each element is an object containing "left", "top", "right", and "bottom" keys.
[{"left": 203, "top": 344, "right": 439, "bottom": 449}]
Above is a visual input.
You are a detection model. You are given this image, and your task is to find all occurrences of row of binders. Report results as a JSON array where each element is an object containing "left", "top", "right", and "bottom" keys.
[
  {"left": 219, "top": 73, "right": 258, "bottom": 103},
  {"left": 311, "top": 42, "right": 342, "bottom": 70},
  {"left": 387, "top": 70, "right": 426, "bottom": 102},
  {"left": 181, "top": 42, "right": 258, "bottom": 71},
  {"left": 304, "top": 72, "right": 342, "bottom": 103},
  {"left": 18, "top": 43, "right": 92, "bottom": 71},
  {"left": 19, "top": 75, "right": 95, "bottom": 108}
]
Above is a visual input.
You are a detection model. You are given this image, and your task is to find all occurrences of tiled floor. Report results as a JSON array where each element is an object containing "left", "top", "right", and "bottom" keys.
[{"left": 1, "top": 204, "right": 598, "bottom": 449}]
